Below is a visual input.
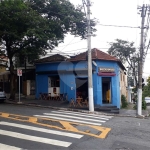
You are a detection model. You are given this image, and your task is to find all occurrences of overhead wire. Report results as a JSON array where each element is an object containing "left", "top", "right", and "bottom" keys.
[{"left": 97, "top": 23, "right": 140, "bottom": 29}]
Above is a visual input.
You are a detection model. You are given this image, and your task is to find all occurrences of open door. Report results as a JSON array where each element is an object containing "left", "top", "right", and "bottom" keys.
[{"left": 102, "top": 77, "right": 111, "bottom": 104}]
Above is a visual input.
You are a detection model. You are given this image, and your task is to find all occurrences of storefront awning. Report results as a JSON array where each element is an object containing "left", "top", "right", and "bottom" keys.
[{"left": 97, "top": 72, "right": 116, "bottom": 76}]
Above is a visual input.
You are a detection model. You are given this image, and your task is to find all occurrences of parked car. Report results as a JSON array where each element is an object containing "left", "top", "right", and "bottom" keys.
[
  {"left": 145, "top": 97, "right": 150, "bottom": 104},
  {"left": 0, "top": 87, "right": 6, "bottom": 103}
]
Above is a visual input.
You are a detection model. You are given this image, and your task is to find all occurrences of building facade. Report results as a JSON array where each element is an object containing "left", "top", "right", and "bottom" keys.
[{"left": 35, "top": 48, "right": 126, "bottom": 108}]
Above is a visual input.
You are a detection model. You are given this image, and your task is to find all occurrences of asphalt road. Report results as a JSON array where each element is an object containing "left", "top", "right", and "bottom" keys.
[{"left": 0, "top": 103, "right": 150, "bottom": 150}]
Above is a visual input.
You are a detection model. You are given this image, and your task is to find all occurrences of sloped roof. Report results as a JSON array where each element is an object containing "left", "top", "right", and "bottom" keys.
[
  {"left": 35, "top": 49, "right": 126, "bottom": 70},
  {"left": 35, "top": 54, "right": 68, "bottom": 63},
  {"left": 70, "top": 48, "right": 125, "bottom": 70},
  {"left": 69, "top": 48, "right": 118, "bottom": 61}
]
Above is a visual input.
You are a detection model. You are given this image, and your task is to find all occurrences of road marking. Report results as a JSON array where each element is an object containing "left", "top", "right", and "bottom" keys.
[
  {"left": 0, "top": 143, "right": 21, "bottom": 150},
  {"left": 34, "top": 115, "right": 102, "bottom": 126},
  {"left": 0, "top": 129, "right": 71, "bottom": 147},
  {"left": 44, "top": 113, "right": 106, "bottom": 123},
  {"left": 51, "top": 111, "right": 110, "bottom": 120},
  {"left": 0, "top": 121, "right": 83, "bottom": 139},
  {"left": 55, "top": 110, "right": 113, "bottom": 118},
  {"left": 0, "top": 112, "right": 111, "bottom": 139}
]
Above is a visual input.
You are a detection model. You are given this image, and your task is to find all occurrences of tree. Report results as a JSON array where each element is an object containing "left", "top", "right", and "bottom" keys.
[
  {"left": 142, "top": 76, "right": 150, "bottom": 98},
  {"left": 0, "top": 0, "right": 96, "bottom": 99},
  {"left": 108, "top": 39, "right": 139, "bottom": 89},
  {"left": 0, "top": 0, "right": 95, "bottom": 99}
]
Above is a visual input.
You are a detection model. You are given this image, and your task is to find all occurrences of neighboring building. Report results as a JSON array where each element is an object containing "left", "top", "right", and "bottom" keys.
[
  {"left": 15, "top": 56, "right": 35, "bottom": 95},
  {"left": 0, "top": 55, "right": 10, "bottom": 92},
  {"left": 0, "top": 55, "right": 35, "bottom": 95},
  {"left": 35, "top": 48, "right": 126, "bottom": 108},
  {"left": 120, "top": 68, "right": 127, "bottom": 97}
]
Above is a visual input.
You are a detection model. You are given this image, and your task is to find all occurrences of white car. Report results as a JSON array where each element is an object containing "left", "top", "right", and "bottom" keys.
[
  {"left": 0, "top": 90, "right": 6, "bottom": 103},
  {"left": 145, "top": 97, "right": 150, "bottom": 104}
]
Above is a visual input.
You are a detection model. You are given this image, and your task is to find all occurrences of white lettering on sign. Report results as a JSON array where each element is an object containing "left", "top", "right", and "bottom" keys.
[
  {"left": 17, "top": 69, "right": 22, "bottom": 76},
  {"left": 99, "top": 68, "right": 115, "bottom": 73}
]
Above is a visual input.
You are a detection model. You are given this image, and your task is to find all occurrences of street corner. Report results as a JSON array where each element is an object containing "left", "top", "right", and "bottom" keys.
[{"left": 0, "top": 111, "right": 111, "bottom": 139}]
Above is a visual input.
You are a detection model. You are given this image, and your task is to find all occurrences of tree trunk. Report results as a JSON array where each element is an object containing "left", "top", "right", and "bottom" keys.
[{"left": 9, "top": 57, "right": 16, "bottom": 100}]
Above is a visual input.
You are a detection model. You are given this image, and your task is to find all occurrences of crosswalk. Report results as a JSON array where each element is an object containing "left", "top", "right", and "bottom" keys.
[
  {"left": 0, "top": 121, "right": 83, "bottom": 149},
  {"left": 34, "top": 110, "right": 113, "bottom": 126}
]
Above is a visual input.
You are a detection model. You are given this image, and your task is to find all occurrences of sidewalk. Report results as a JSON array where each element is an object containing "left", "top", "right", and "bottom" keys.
[{"left": 5, "top": 95, "right": 150, "bottom": 118}]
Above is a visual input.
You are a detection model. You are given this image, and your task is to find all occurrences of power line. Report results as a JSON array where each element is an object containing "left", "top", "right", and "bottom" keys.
[
  {"left": 56, "top": 40, "right": 84, "bottom": 47},
  {"left": 60, "top": 38, "right": 76, "bottom": 51},
  {"left": 98, "top": 23, "right": 140, "bottom": 29},
  {"left": 53, "top": 48, "right": 87, "bottom": 53}
]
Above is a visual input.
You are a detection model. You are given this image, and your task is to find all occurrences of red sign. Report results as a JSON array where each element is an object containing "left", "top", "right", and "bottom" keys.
[{"left": 17, "top": 69, "right": 22, "bottom": 76}]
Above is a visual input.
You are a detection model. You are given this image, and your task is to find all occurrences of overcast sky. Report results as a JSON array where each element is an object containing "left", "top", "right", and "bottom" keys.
[{"left": 52, "top": 0, "right": 150, "bottom": 77}]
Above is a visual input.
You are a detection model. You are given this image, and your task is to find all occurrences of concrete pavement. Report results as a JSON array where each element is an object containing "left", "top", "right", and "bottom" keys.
[
  {"left": 0, "top": 104, "right": 150, "bottom": 150},
  {"left": 5, "top": 97, "right": 150, "bottom": 117}
]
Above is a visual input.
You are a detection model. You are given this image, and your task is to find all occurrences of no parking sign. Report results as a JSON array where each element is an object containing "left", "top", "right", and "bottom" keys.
[{"left": 17, "top": 69, "right": 22, "bottom": 76}]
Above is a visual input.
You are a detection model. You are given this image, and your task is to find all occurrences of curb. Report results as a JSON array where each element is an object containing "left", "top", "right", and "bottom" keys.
[{"left": 5, "top": 101, "right": 149, "bottom": 118}]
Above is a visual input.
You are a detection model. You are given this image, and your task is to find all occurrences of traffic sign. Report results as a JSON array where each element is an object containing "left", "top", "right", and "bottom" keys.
[{"left": 17, "top": 69, "right": 22, "bottom": 76}]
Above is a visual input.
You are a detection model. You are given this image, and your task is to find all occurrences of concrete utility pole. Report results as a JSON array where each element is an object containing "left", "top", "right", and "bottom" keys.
[
  {"left": 137, "top": 4, "right": 146, "bottom": 116},
  {"left": 86, "top": 0, "right": 94, "bottom": 112}
]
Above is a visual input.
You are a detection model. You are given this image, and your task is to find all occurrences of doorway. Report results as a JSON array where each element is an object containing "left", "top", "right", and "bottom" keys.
[
  {"left": 102, "top": 77, "right": 111, "bottom": 104},
  {"left": 48, "top": 76, "right": 60, "bottom": 96},
  {"left": 76, "top": 78, "right": 88, "bottom": 100}
]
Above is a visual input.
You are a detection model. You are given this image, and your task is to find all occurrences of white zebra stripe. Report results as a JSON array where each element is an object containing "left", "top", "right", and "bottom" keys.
[
  {"left": 0, "top": 129, "right": 71, "bottom": 147},
  {"left": 43, "top": 113, "right": 106, "bottom": 123},
  {"left": 0, "top": 143, "right": 21, "bottom": 150},
  {"left": 0, "top": 121, "right": 83, "bottom": 139},
  {"left": 55, "top": 110, "right": 113, "bottom": 118},
  {"left": 34, "top": 115, "right": 102, "bottom": 126},
  {"left": 50, "top": 111, "right": 110, "bottom": 120}
]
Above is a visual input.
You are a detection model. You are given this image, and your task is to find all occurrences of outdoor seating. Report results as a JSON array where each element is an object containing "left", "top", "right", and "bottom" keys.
[
  {"left": 52, "top": 93, "right": 58, "bottom": 100},
  {"left": 42, "top": 93, "right": 48, "bottom": 100},
  {"left": 70, "top": 98, "right": 76, "bottom": 107},
  {"left": 76, "top": 97, "right": 83, "bottom": 107},
  {"left": 81, "top": 99, "right": 88, "bottom": 107},
  {"left": 69, "top": 96, "right": 89, "bottom": 108},
  {"left": 59, "top": 94, "right": 64, "bottom": 101},
  {"left": 47, "top": 93, "right": 52, "bottom": 100}
]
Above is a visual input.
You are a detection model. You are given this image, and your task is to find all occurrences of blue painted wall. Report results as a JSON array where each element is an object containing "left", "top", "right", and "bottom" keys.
[
  {"left": 35, "top": 60, "right": 121, "bottom": 108},
  {"left": 95, "top": 60, "right": 120, "bottom": 108}
]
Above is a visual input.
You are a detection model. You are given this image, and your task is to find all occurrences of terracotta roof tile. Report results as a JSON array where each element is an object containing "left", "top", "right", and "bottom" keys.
[
  {"left": 70, "top": 48, "right": 125, "bottom": 70},
  {"left": 69, "top": 48, "right": 119, "bottom": 61}
]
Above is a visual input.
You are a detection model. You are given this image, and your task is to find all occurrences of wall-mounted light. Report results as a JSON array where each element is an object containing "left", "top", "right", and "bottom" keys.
[{"left": 92, "top": 61, "right": 97, "bottom": 66}]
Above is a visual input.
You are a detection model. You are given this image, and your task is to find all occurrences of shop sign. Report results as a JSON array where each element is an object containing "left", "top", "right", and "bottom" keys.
[{"left": 99, "top": 67, "right": 115, "bottom": 73}]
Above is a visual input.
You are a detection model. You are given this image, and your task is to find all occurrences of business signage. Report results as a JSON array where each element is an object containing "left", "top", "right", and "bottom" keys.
[{"left": 99, "top": 68, "right": 115, "bottom": 73}]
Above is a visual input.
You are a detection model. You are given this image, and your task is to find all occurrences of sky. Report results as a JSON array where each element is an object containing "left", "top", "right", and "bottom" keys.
[{"left": 51, "top": 0, "right": 150, "bottom": 77}]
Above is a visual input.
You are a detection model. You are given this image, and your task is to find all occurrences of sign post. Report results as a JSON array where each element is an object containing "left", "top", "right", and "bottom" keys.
[{"left": 17, "top": 69, "right": 22, "bottom": 103}]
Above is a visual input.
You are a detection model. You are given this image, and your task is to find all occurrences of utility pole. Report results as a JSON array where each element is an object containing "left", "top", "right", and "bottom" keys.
[
  {"left": 137, "top": 4, "right": 146, "bottom": 116},
  {"left": 86, "top": 0, "right": 94, "bottom": 112}
]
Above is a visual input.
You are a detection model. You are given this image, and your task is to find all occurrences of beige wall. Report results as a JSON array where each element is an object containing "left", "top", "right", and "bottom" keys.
[
  {"left": 0, "top": 66, "right": 9, "bottom": 81},
  {"left": 120, "top": 69, "right": 127, "bottom": 98},
  {"left": 0, "top": 66, "right": 6, "bottom": 73}
]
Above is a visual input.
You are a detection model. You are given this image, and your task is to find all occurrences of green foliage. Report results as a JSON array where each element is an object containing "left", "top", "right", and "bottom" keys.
[
  {"left": 0, "top": 0, "right": 96, "bottom": 99},
  {"left": 108, "top": 39, "right": 136, "bottom": 64},
  {"left": 142, "top": 76, "right": 150, "bottom": 99},
  {"left": 142, "top": 99, "right": 147, "bottom": 110},
  {"left": 133, "top": 100, "right": 147, "bottom": 110},
  {"left": 121, "top": 95, "right": 128, "bottom": 108},
  {"left": 108, "top": 39, "right": 138, "bottom": 87}
]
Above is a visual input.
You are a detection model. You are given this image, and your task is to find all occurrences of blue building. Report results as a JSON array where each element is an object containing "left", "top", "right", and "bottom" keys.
[{"left": 35, "top": 48, "right": 125, "bottom": 108}]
